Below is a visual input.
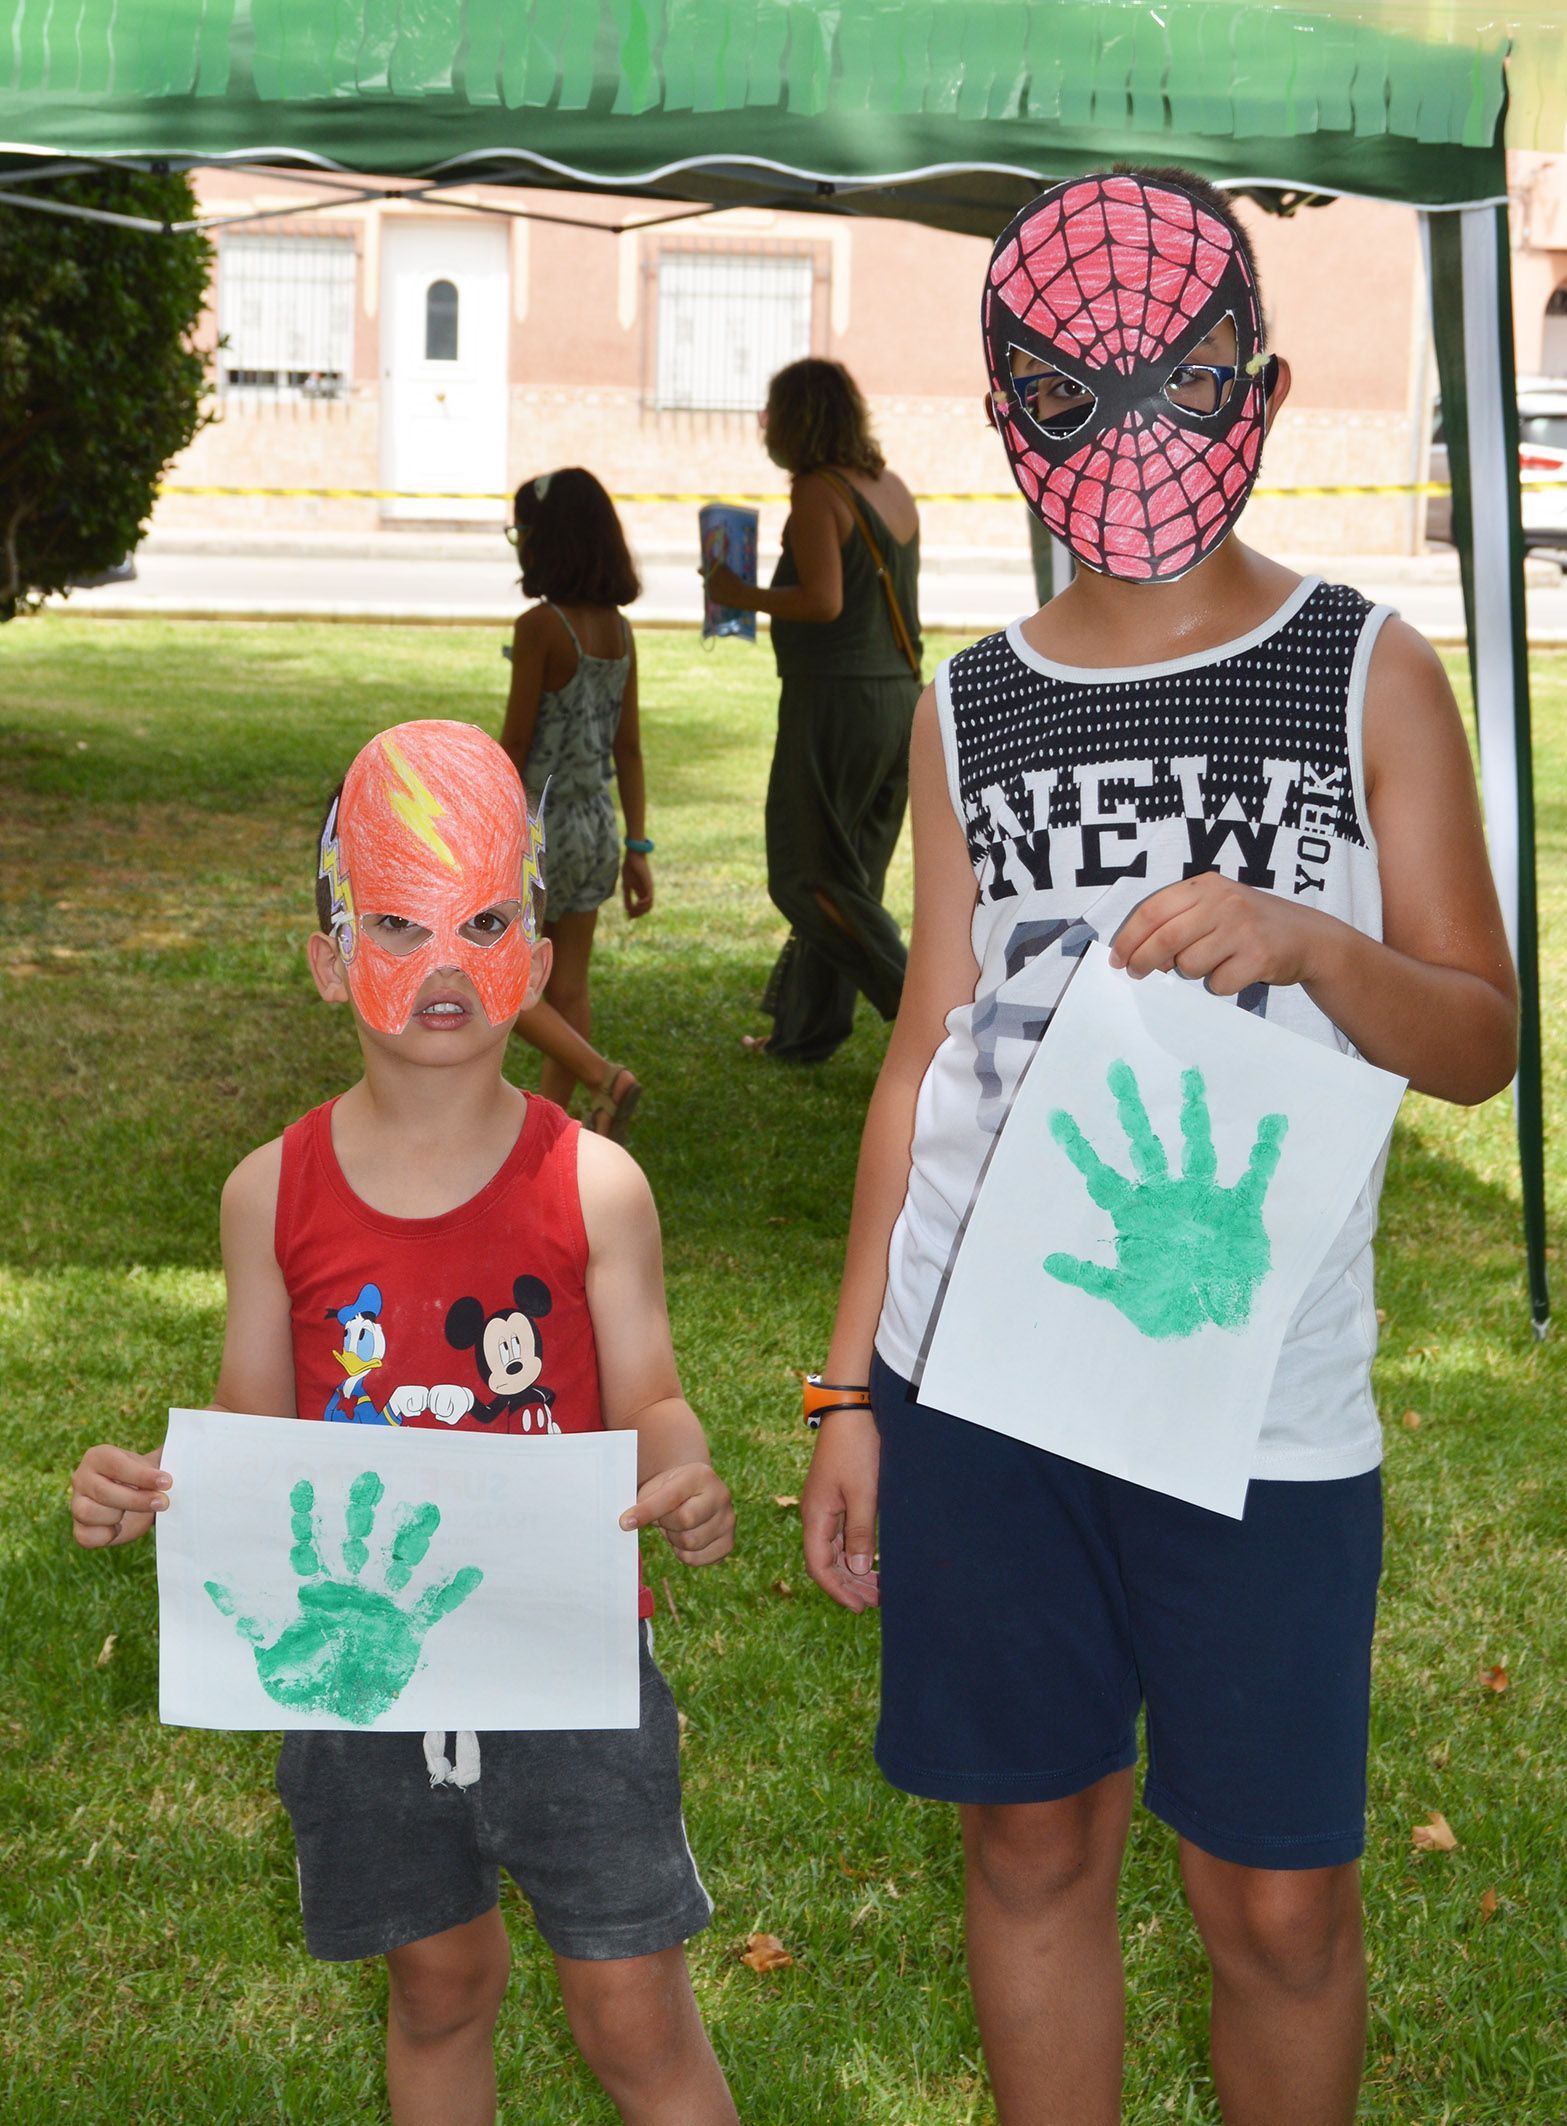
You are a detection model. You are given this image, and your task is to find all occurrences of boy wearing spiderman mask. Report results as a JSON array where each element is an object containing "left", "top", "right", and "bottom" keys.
[
  {"left": 803, "top": 169, "right": 1515, "bottom": 2124},
  {"left": 70, "top": 721, "right": 738, "bottom": 2126}
]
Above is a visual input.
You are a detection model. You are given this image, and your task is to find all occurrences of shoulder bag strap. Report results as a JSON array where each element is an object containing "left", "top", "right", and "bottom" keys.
[{"left": 818, "top": 472, "right": 920, "bottom": 677}]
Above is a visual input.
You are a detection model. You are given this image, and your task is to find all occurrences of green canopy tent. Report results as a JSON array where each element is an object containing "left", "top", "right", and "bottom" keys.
[{"left": 0, "top": 0, "right": 1549, "bottom": 1329}]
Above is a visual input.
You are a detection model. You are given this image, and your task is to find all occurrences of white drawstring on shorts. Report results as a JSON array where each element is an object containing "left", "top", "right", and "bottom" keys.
[{"left": 423, "top": 1729, "right": 481, "bottom": 1787}]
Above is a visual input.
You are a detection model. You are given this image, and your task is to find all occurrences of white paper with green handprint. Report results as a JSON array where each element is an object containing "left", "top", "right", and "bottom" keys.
[
  {"left": 919, "top": 944, "right": 1405, "bottom": 1516},
  {"left": 156, "top": 1410, "right": 640, "bottom": 1729}
]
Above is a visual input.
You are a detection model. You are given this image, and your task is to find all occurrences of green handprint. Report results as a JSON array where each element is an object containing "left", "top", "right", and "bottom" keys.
[
  {"left": 205, "top": 1470, "right": 483, "bottom": 1725},
  {"left": 1043, "top": 1060, "right": 1288, "bottom": 1340}
]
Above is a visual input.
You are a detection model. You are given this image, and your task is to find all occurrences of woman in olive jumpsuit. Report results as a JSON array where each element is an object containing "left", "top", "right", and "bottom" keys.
[{"left": 707, "top": 357, "right": 922, "bottom": 1062}]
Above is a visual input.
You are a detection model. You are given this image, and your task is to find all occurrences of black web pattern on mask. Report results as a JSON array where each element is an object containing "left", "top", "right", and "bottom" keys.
[{"left": 988, "top": 177, "right": 1264, "bottom": 579}]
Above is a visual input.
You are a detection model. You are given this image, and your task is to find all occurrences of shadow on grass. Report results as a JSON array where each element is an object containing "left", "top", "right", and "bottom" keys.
[
  {"left": 4, "top": 943, "right": 889, "bottom": 1274},
  {"left": 1378, "top": 1119, "right": 1541, "bottom": 1329}
]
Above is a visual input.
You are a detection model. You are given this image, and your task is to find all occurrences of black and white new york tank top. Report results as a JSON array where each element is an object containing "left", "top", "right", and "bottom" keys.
[{"left": 879, "top": 576, "right": 1395, "bottom": 1482}]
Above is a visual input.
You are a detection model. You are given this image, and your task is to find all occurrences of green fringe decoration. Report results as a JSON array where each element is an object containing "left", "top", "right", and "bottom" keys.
[{"left": 2, "top": 0, "right": 1544, "bottom": 151}]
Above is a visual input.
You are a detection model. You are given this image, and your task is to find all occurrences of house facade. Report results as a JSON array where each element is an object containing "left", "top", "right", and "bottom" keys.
[
  {"left": 1510, "top": 154, "right": 1567, "bottom": 378},
  {"left": 157, "top": 166, "right": 1525, "bottom": 565}
]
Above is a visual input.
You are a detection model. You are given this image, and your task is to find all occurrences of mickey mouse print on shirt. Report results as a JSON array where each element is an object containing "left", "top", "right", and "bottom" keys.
[
  {"left": 445, "top": 1275, "right": 562, "bottom": 1434},
  {"left": 281, "top": 1097, "right": 606, "bottom": 1444}
]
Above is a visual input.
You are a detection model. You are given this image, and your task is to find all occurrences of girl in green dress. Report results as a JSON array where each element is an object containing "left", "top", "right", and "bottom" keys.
[{"left": 501, "top": 468, "right": 650, "bottom": 1134}]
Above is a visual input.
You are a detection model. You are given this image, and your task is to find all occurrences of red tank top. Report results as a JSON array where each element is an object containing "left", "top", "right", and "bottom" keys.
[{"left": 275, "top": 1094, "right": 652, "bottom": 1614}]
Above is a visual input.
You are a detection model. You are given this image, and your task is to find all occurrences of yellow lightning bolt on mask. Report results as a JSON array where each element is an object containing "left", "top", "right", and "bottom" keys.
[
  {"left": 521, "top": 780, "right": 549, "bottom": 945},
  {"left": 379, "top": 734, "right": 459, "bottom": 870},
  {"left": 318, "top": 794, "right": 359, "bottom": 963}
]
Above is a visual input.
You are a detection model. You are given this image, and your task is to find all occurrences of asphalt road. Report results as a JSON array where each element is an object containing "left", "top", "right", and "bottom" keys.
[{"left": 53, "top": 533, "right": 1567, "bottom": 643}]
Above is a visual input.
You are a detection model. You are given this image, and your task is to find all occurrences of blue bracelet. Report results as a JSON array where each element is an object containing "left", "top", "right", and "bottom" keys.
[{"left": 624, "top": 836, "right": 655, "bottom": 854}]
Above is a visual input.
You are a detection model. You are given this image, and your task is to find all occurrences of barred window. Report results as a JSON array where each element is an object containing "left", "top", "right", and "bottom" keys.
[
  {"left": 218, "top": 233, "right": 357, "bottom": 397},
  {"left": 653, "top": 250, "right": 814, "bottom": 413}
]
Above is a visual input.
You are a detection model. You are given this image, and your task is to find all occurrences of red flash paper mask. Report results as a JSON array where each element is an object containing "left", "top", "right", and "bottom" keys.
[
  {"left": 983, "top": 173, "right": 1276, "bottom": 582},
  {"left": 319, "top": 720, "right": 543, "bottom": 1035}
]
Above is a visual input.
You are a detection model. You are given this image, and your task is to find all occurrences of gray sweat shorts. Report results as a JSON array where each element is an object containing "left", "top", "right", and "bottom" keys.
[{"left": 275, "top": 1624, "right": 713, "bottom": 1963}]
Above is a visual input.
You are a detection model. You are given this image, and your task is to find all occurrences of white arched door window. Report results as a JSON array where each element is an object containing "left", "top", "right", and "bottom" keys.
[
  {"left": 381, "top": 225, "right": 508, "bottom": 523},
  {"left": 425, "top": 278, "right": 459, "bottom": 362}
]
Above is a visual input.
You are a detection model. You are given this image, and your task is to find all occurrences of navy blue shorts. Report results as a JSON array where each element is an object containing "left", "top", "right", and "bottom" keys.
[{"left": 872, "top": 1354, "right": 1382, "bottom": 1870}]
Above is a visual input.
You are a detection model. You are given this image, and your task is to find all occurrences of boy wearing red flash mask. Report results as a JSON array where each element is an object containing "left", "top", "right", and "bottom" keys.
[
  {"left": 803, "top": 168, "right": 1516, "bottom": 2124},
  {"left": 320, "top": 719, "right": 540, "bottom": 1037},
  {"left": 70, "top": 719, "right": 739, "bottom": 2126}
]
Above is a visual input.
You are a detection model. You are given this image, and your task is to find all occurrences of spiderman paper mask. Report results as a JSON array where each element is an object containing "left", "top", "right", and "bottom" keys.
[
  {"left": 319, "top": 719, "right": 542, "bottom": 1035},
  {"left": 984, "top": 173, "right": 1274, "bottom": 583}
]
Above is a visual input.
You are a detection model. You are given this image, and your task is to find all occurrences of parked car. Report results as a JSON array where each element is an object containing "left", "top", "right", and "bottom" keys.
[
  {"left": 1427, "top": 378, "right": 1567, "bottom": 556},
  {"left": 67, "top": 555, "right": 138, "bottom": 588}
]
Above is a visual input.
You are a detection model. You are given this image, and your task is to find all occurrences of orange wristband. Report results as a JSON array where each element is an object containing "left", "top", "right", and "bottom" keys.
[{"left": 804, "top": 1374, "right": 873, "bottom": 1430}]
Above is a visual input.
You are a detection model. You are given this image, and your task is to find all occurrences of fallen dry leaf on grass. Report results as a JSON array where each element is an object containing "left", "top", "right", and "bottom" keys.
[
  {"left": 1411, "top": 1812, "right": 1459, "bottom": 1852},
  {"left": 772, "top": 1495, "right": 799, "bottom": 1510},
  {"left": 1477, "top": 1665, "right": 1509, "bottom": 1693},
  {"left": 1400, "top": 1409, "right": 1422, "bottom": 1430},
  {"left": 738, "top": 1932, "right": 793, "bottom": 1972},
  {"left": 1479, "top": 1886, "right": 1499, "bottom": 1921},
  {"left": 95, "top": 1634, "right": 117, "bottom": 1669}
]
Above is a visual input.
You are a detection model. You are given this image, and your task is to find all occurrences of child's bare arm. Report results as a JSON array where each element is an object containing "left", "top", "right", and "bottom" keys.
[
  {"left": 612, "top": 630, "right": 653, "bottom": 919},
  {"left": 1110, "top": 619, "right": 1517, "bottom": 1104},
  {"left": 803, "top": 689, "right": 981, "bottom": 1612},
  {"left": 212, "top": 1139, "right": 297, "bottom": 1418},
  {"left": 578, "top": 1135, "right": 733, "bottom": 1567},
  {"left": 69, "top": 1139, "right": 295, "bottom": 1550},
  {"left": 499, "top": 608, "right": 548, "bottom": 780}
]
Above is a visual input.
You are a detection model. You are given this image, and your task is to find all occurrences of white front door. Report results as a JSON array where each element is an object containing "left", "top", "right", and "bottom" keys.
[{"left": 380, "top": 221, "right": 509, "bottom": 522}]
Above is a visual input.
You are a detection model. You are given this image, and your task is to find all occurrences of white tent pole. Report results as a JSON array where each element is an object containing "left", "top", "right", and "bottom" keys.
[
  {"left": 1421, "top": 199, "right": 1551, "bottom": 1333},
  {"left": 1455, "top": 203, "right": 1523, "bottom": 959}
]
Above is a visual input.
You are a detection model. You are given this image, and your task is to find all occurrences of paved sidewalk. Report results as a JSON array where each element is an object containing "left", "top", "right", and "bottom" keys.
[{"left": 53, "top": 525, "right": 1567, "bottom": 643}]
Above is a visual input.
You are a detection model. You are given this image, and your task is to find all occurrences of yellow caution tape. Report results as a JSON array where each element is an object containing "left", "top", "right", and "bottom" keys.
[
  {"left": 910, "top": 482, "right": 1477, "bottom": 501},
  {"left": 1259, "top": 481, "right": 1455, "bottom": 498},
  {"left": 162, "top": 486, "right": 512, "bottom": 501},
  {"left": 160, "top": 486, "right": 785, "bottom": 503},
  {"left": 156, "top": 479, "right": 1567, "bottom": 503}
]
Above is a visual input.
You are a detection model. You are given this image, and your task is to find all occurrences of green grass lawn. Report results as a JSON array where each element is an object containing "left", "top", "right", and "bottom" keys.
[{"left": 1, "top": 616, "right": 1563, "bottom": 2124}]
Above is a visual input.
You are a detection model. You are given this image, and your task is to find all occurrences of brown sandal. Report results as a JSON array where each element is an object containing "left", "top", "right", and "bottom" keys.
[{"left": 588, "top": 1064, "right": 642, "bottom": 1142}]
